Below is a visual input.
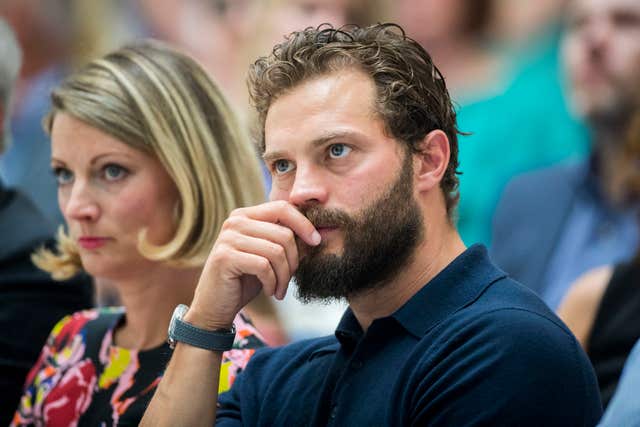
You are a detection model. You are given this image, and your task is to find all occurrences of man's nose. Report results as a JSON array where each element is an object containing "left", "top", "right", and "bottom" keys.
[
  {"left": 287, "top": 163, "right": 329, "bottom": 208},
  {"left": 584, "top": 17, "right": 612, "bottom": 59},
  {"left": 63, "top": 181, "right": 100, "bottom": 223}
]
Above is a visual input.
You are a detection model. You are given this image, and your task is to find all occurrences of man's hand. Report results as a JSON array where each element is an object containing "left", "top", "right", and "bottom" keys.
[
  {"left": 185, "top": 200, "right": 321, "bottom": 330},
  {"left": 141, "top": 201, "right": 320, "bottom": 427}
]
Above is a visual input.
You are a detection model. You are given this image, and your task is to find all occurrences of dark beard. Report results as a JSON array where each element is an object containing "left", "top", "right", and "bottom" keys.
[{"left": 294, "top": 152, "right": 423, "bottom": 303}]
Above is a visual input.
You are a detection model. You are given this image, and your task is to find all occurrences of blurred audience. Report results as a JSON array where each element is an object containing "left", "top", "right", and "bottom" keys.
[
  {"left": 598, "top": 338, "right": 640, "bottom": 426},
  {"left": 491, "top": 0, "right": 640, "bottom": 309},
  {"left": 395, "top": 0, "right": 587, "bottom": 246},
  {"left": 134, "top": 0, "right": 387, "bottom": 116},
  {"left": 491, "top": 0, "right": 570, "bottom": 46},
  {"left": 11, "top": 41, "right": 266, "bottom": 426},
  {"left": 0, "top": 0, "right": 126, "bottom": 227},
  {"left": 558, "top": 103, "right": 640, "bottom": 408},
  {"left": 0, "top": 19, "right": 93, "bottom": 426},
  {"left": 0, "top": 0, "right": 73, "bottom": 226}
]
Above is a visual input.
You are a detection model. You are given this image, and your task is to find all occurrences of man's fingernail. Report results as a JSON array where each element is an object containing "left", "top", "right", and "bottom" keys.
[{"left": 311, "top": 231, "right": 321, "bottom": 245}]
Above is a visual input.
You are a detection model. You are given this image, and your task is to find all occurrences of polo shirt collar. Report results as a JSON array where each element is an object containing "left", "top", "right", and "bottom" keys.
[
  {"left": 392, "top": 244, "right": 506, "bottom": 338},
  {"left": 332, "top": 245, "right": 506, "bottom": 343},
  {"left": 334, "top": 307, "right": 363, "bottom": 350}
]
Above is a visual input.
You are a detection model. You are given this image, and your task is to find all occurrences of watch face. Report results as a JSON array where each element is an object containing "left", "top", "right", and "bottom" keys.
[{"left": 167, "top": 304, "right": 189, "bottom": 348}]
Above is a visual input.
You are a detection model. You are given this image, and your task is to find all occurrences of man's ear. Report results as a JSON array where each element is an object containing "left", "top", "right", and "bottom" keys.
[{"left": 413, "top": 129, "right": 450, "bottom": 193}]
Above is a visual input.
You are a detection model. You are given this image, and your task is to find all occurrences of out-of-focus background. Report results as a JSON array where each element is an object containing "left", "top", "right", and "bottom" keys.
[{"left": 0, "top": 0, "right": 590, "bottom": 342}]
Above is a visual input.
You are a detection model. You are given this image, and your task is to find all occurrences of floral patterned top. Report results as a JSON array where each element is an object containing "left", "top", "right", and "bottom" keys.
[{"left": 11, "top": 307, "right": 265, "bottom": 427}]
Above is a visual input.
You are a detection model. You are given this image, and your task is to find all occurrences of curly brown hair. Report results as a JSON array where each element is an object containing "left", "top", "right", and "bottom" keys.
[{"left": 248, "top": 23, "right": 462, "bottom": 218}]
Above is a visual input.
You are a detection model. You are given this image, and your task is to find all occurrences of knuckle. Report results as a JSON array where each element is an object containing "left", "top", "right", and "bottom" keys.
[
  {"left": 271, "top": 243, "right": 286, "bottom": 259},
  {"left": 214, "top": 243, "right": 232, "bottom": 259},
  {"left": 274, "top": 200, "right": 290, "bottom": 211},
  {"left": 229, "top": 207, "right": 247, "bottom": 218},
  {"left": 257, "top": 257, "right": 271, "bottom": 273},
  {"left": 282, "top": 227, "right": 295, "bottom": 242},
  {"left": 223, "top": 215, "right": 242, "bottom": 230}
]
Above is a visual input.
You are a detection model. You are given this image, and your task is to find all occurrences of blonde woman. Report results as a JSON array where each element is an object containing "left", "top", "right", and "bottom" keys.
[{"left": 11, "top": 40, "right": 266, "bottom": 426}]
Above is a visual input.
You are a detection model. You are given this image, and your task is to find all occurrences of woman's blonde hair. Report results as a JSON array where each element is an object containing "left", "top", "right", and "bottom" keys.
[{"left": 34, "top": 40, "right": 265, "bottom": 280}]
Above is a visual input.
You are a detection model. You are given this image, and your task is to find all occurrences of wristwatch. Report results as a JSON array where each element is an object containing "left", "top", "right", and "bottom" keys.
[{"left": 167, "top": 304, "right": 236, "bottom": 351}]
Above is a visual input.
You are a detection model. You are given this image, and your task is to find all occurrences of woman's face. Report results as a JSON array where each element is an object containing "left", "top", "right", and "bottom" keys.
[{"left": 50, "top": 113, "right": 180, "bottom": 280}]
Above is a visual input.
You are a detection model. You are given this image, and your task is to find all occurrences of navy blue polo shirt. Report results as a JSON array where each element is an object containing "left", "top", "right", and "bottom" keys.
[{"left": 217, "top": 245, "right": 602, "bottom": 426}]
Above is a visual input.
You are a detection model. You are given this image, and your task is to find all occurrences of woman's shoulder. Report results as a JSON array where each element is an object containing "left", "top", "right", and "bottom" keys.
[{"left": 47, "top": 307, "right": 124, "bottom": 348}]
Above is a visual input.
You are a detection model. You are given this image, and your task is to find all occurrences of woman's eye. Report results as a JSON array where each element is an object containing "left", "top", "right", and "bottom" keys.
[
  {"left": 103, "top": 164, "right": 128, "bottom": 181},
  {"left": 52, "top": 167, "right": 74, "bottom": 185},
  {"left": 273, "top": 159, "right": 294, "bottom": 175},
  {"left": 328, "top": 143, "right": 351, "bottom": 159}
]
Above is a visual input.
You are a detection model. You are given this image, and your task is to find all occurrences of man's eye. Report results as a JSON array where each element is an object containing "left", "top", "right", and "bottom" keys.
[
  {"left": 612, "top": 11, "right": 640, "bottom": 28},
  {"left": 273, "top": 160, "right": 294, "bottom": 175},
  {"left": 52, "top": 167, "right": 74, "bottom": 185},
  {"left": 328, "top": 143, "right": 351, "bottom": 159},
  {"left": 103, "top": 164, "right": 128, "bottom": 181}
]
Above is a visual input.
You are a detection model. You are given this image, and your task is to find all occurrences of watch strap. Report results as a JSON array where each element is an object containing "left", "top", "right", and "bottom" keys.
[{"left": 171, "top": 309, "right": 236, "bottom": 351}]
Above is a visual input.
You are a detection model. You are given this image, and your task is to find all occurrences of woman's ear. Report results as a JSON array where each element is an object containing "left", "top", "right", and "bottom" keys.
[{"left": 413, "top": 129, "right": 451, "bottom": 193}]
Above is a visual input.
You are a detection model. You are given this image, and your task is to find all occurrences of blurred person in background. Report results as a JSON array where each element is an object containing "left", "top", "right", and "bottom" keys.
[
  {"left": 491, "top": 0, "right": 570, "bottom": 46},
  {"left": 395, "top": 0, "right": 588, "bottom": 246},
  {"left": 0, "top": 0, "right": 74, "bottom": 227},
  {"left": 134, "top": 0, "right": 387, "bottom": 115},
  {"left": 0, "top": 0, "right": 127, "bottom": 228},
  {"left": 558, "top": 102, "right": 640, "bottom": 409},
  {"left": 598, "top": 339, "right": 640, "bottom": 426},
  {"left": 492, "top": 0, "right": 640, "bottom": 310},
  {"left": 10, "top": 41, "right": 265, "bottom": 426},
  {"left": 0, "top": 19, "right": 93, "bottom": 426}
]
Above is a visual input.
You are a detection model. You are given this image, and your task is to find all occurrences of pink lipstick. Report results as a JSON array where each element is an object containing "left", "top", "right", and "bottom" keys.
[{"left": 78, "top": 237, "right": 110, "bottom": 250}]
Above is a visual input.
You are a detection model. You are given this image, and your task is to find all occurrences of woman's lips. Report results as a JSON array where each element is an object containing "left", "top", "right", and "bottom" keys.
[{"left": 78, "top": 237, "right": 110, "bottom": 249}]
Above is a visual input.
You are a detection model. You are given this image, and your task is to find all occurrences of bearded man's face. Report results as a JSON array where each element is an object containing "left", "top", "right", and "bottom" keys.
[{"left": 294, "top": 152, "right": 424, "bottom": 302}]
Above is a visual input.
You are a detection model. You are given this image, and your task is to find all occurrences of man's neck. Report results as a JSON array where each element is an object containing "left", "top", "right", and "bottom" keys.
[{"left": 347, "top": 225, "right": 466, "bottom": 332}]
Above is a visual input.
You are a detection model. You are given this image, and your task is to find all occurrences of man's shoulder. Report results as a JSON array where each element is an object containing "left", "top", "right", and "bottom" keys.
[
  {"left": 429, "top": 276, "right": 581, "bottom": 360},
  {"left": 226, "top": 334, "right": 338, "bottom": 396},
  {"left": 462, "top": 275, "right": 566, "bottom": 325},
  {"left": 249, "top": 335, "right": 339, "bottom": 367},
  {"left": 406, "top": 280, "right": 602, "bottom": 425}
]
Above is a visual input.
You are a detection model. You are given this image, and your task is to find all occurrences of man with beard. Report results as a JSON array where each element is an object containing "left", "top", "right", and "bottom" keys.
[{"left": 143, "top": 24, "right": 602, "bottom": 426}]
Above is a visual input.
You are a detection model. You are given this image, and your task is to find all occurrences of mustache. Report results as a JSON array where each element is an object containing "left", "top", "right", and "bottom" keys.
[
  {"left": 295, "top": 205, "right": 354, "bottom": 257},
  {"left": 299, "top": 205, "right": 353, "bottom": 228}
]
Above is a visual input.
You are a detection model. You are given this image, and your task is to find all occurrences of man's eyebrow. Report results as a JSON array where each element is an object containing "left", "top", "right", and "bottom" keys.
[
  {"left": 262, "top": 130, "right": 359, "bottom": 163},
  {"left": 262, "top": 150, "right": 287, "bottom": 163}
]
